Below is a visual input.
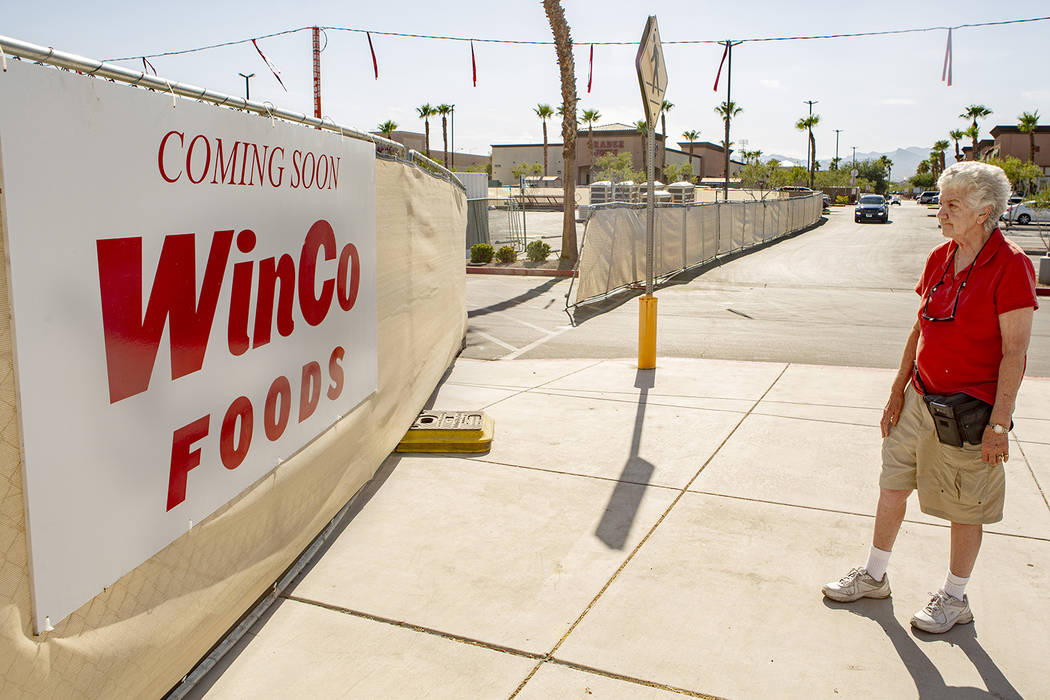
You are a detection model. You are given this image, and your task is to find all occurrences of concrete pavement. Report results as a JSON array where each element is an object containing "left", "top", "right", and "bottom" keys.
[{"left": 186, "top": 357, "right": 1050, "bottom": 699}]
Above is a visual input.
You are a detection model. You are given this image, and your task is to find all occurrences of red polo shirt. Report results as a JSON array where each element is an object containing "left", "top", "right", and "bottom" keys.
[{"left": 915, "top": 228, "right": 1038, "bottom": 403}]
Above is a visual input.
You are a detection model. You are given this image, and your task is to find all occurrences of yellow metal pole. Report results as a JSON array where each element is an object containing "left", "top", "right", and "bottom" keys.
[{"left": 638, "top": 294, "right": 657, "bottom": 369}]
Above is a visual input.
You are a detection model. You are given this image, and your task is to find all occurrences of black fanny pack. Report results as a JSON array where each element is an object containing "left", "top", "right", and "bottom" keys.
[{"left": 913, "top": 366, "right": 993, "bottom": 447}]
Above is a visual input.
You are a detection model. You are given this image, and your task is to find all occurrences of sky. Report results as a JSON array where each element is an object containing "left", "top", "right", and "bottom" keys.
[{"left": 4, "top": 1, "right": 1048, "bottom": 164}]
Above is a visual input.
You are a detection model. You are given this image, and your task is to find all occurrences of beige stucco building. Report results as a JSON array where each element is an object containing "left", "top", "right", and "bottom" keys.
[
  {"left": 491, "top": 123, "right": 742, "bottom": 186},
  {"left": 373, "top": 130, "right": 490, "bottom": 171}
]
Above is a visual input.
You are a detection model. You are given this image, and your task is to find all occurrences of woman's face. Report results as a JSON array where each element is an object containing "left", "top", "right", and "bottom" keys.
[{"left": 937, "top": 186, "right": 990, "bottom": 240}]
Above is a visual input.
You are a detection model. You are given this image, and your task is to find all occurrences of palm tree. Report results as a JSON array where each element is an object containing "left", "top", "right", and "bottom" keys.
[
  {"left": 436, "top": 104, "right": 453, "bottom": 169},
  {"left": 715, "top": 100, "right": 742, "bottom": 184},
  {"left": 795, "top": 114, "right": 820, "bottom": 188},
  {"left": 534, "top": 103, "right": 554, "bottom": 177},
  {"left": 916, "top": 160, "right": 930, "bottom": 175},
  {"left": 963, "top": 124, "right": 980, "bottom": 160},
  {"left": 959, "top": 104, "right": 992, "bottom": 160},
  {"left": 1018, "top": 110, "right": 1040, "bottom": 163},
  {"left": 682, "top": 129, "right": 700, "bottom": 177},
  {"left": 659, "top": 100, "right": 673, "bottom": 175},
  {"left": 878, "top": 155, "right": 893, "bottom": 184},
  {"left": 580, "top": 109, "right": 601, "bottom": 178},
  {"left": 416, "top": 104, "right": 435, "bottom": 158},
  {"left": 377, "top": 120, "right": 398, "bottom": 138},
  {"left": 542, "top": 0, "right": 579, "bottom": 264},
  {"left": 931, "top": 140, "right": 950, "bottom": 176},
  {"left": 636, "top": 119, "right": 650, "bottom": 176},
  {"left": 948, "top": 129, "right": 965, "bottom": 163}
]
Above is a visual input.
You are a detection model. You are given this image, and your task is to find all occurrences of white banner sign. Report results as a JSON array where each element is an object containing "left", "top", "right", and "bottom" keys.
[{"left": 0, "top": 60, "right": 378, "bottom": 632}]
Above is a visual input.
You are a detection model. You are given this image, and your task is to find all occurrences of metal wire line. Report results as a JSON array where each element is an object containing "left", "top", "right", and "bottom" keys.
[{"left": 104, "top": 15, "right": 1050, "bottom": 62}]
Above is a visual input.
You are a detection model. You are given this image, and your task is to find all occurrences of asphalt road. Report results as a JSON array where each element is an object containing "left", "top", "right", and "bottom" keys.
[{"left": 464, "top": 201, "right": 1050, "bottom": 376}]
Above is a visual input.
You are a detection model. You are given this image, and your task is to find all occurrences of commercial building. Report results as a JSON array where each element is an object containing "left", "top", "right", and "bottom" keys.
[
  {"left": 960, "top": 124, "right": 1050, "bottom": 176},
  {"left": 372, "top": 130, "right": 490, "bottom": 171},
  {"left": 491, "top": 123, "right": 742, "bottom": 186}
]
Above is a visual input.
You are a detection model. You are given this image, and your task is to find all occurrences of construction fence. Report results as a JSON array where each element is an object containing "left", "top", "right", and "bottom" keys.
[{"left": 573, "top": 193, "right": 824, "bottom": 304}]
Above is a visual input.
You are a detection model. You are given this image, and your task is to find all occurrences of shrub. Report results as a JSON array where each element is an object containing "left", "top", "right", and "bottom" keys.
[
  {"left": 835, "top": 195, "right": 848, "bottom": 204},
  {"left": 495, "top": 245, "right": 517, "bottom": 263},
  {"left": 470, "top": 243, "right": 494, "bottom": 264},
  {"left": 525, "top": 239, "right": 552, "bottom": 262}
]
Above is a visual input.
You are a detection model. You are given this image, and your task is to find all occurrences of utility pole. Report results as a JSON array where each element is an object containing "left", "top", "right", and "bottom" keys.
[
  {"left": 803, "top": 99, "right": 818, "bottom": 188},
  {"left": 238, "top": 72, "right": 254, "bottom": 101},
  {"left": 450, "top": 104, "right": 455, "bottom": 171},
  {"left": 852, "top": 145, "right": 857, "bottom": 168},
  {"left": 834, "top": 129, "right": 842, "bottom": 168},
  {"left": 312, "top": 27, "right": 322, "bottom": 120},
  {"left": 721, "top": 40, "right": 742, "bottom": 201}
]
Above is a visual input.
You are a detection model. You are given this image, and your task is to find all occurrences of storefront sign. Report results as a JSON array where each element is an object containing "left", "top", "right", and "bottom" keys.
[{"left": 0, "top": 60, "right": 377, "bottom": 632}]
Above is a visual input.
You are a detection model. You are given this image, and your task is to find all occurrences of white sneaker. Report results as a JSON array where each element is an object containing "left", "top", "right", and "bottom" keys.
[
  {"left": 822, "top": 567, "right": 891, "bottom": 602},
  {"left": 910, "top": 590, "right": 973, "bottom": 633}
]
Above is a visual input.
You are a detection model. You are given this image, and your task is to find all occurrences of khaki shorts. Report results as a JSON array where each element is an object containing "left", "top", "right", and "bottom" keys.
[{"left": 880, "top": 387, "right": 1005, "bottom": 524}]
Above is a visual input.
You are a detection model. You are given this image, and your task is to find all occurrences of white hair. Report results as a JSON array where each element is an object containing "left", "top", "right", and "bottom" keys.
[{"left": 937, "top": 161, "right": 1011, "bottom": 233}]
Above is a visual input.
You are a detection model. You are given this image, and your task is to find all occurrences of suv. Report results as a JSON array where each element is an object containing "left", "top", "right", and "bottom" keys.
[
  {"left": 917, "top": 191, "right": 939, "bottom": 205},
  {"left": 855, "top": 194, "right": 889, "bottom": 223}
]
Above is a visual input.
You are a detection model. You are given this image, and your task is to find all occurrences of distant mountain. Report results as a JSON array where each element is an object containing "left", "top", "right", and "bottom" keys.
[{"left": 767, "top": 146, "right": 936, "bottom": 181}]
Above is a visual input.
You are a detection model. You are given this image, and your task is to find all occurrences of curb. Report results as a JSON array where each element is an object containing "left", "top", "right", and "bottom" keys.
[
  {"left": 466, "top": 265, "right": 577, "bottom": 278},
  {"left": 1038, "top": 287, "right": 1049, "bottom": 297}
]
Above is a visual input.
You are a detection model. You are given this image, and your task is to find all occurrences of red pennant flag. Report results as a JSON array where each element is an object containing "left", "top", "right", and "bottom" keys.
[
  {"left": 941, "top": 28, "right": 953, "bottom": 86},
  {"left": 713, "top": 42, "right": 729, "bottom": 92},
  {"left": 587, "top": 44, "right": 594, "bottom": 93},
  {"left": 141, "top": 57, "right": 157, "bottom": 76},
  {"left": 252, "top": 38, "right": 287, "bottom": 91},
  {"left": 471, "top": 40, "right": 477, "bottom": 87},
  {"left": 367, "top": 32, "right": 378, "bottom": 79}
]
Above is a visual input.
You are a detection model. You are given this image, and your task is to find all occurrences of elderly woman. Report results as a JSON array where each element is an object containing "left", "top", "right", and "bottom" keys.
[{"left": 823, "top": 161, "right": 1038, "bottom": 633}]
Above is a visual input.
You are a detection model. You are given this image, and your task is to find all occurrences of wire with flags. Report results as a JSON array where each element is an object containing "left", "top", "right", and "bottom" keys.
[{"left": 102, "top": 15, "right": 1050, "bottom": 92}]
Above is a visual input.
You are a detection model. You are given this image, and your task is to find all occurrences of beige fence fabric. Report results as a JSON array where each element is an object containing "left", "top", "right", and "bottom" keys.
[
  {"left": 574, "top": 194, "right": 822, "bottom": 304},
  {"left": 0, "top": 158, "right": 467, "bottom": 698}
]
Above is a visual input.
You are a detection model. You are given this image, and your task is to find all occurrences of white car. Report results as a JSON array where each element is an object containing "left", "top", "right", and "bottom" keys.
[{"left": 1004, "top": 201, "right": 1050, "bottom": 225}]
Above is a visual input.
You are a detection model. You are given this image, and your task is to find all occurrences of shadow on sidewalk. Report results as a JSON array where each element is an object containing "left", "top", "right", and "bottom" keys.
[
  {"left": 595, "top": 369, "right": 655, "bottom": 550},
  {"left": 468, "top": 278, "right": 562, "bottom": 318},
  {"left": 822, "top": 597, "right": 1021, "bottom": 699}
]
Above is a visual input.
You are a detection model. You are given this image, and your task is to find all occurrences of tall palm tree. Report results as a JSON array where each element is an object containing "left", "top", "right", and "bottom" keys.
[
  {"left": 948, "top": 129, "right": 965, "bottom": 163},
  {"left": 1018, "top": 110, "right": 1040, "bottom": 163},
  {"left": 959, "top": 104, "right": 992, "bottom": 160},
  {"left": 436, "top": 104, "right": 453, "bottom": 169},
  {"left": 916, "top": 160, "right": 930, "bottom": 175},
  {"left": 659, "top": 100, "right": 674, "bottom": 175},
  {"left": 534, "top": 103, "right": 554, "bottom": 177},
  {"left": 636, "top": 119, "right": 650, "bottom": 176},
  {"left": 715, "top": 100, "right": 742, "bottom": 182},
  {"left": 682, "top": 129, "right": 700, "bottom": 177},
  {"left": 377, "top": 120, "right": 398, "bottom": 138},
  {"left": 416, "top": 104, "right": 435, "bottom": 158},
  {"left": 963, "top": 124, "right": 980, "bottom": 161},
  {"left": 878, "top": 155, "right": 893, "bottom": 184},
  {"left": 542, "top": 0, "right": 578, "bottom": 264},
  {"left": 931, "top": 140, "right": 950, "bottom": 176},
  {"left": 581, "top": 108, "right": 601, "bottom": 178},
  {"left": 795, "top": 114, "right": 820, "bottom": 188}
]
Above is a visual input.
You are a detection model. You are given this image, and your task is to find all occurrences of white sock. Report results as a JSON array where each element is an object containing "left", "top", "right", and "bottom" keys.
[
  {"left": 944, "top": 571, "right": 969, "bottom": 600},
  {"left": 865, "top": 545, "right": 892, "bottom": 582}
]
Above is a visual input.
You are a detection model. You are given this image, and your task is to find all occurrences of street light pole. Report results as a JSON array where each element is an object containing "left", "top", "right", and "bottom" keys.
[
  {"left": 450, "top": 104, "right": 455, "bottom": 172},
  {"left": 238, "top": 72, "right": 255, "bottom": 101},
  {"left": 834, "top": 129, "right": 842, "bottom": 168},
  {"left": 852, "top": 146, "right": 857, "bottom": 168}
]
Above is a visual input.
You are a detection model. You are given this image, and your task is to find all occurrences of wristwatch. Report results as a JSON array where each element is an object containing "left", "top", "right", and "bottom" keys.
[{"left": 989, "top": 423, "right": 1009, "bottom": 435}]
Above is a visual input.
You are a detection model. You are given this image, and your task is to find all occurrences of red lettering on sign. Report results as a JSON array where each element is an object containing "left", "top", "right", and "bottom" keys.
[
  {"left": 336, "top": 244, "right": 360, "bottom": 311},
  {"left": 264, "top": 375, "right": 291, "bottom": 441},
  {"left": 299, "top": 361, "right": 321, "bottom": 423},
  {"left": 327, "top": 346, "right": 345, "bottom": 400},
  {"left": 158, "top": 131, "right": 184, "bottom": 183},
  {"left": 97, "top": 231, "right": 234, "bottom": 403},
  {"left": 167, "top": 415, "right": 210, "bottom": 511},
  {"left": 298, "top": 220, "right": 336, "bottom": 326},
  {"left": 220, "top": 397, "right": 253, "bottom": 469},
  {"left": 228, "top": 230, "right": 257, "bottom": 356},
  {"left": 252, "top": 254, "right": 296, "bottom": 348}
]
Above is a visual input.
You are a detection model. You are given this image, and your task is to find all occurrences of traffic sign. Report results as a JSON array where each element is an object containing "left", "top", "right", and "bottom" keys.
[{"left": 635, "top": 16, "right": 667, "bottom": 125}]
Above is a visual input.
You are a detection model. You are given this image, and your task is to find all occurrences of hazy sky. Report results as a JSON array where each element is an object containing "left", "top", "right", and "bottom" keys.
[{"left": 5, "top": 1, "right": 1048, "bottom": 162}]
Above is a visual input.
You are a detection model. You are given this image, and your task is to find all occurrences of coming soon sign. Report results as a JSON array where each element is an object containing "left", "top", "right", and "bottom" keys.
[{"left": 0, "top": 60, "right": 377, "bottom": 632}]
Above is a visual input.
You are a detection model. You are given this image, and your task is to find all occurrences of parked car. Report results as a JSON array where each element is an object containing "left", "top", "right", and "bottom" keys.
[
  {"left": 1004, "top": 201, "right": 1050, "bottom": 225},
  {"left": 1007, "top": 194, "right": 1024, "bottom": 207},
  {"left": 930, "top": 194, "right": 940, "bottom": 205},
  {"left": 855, "top": 194, "right": 889, "bottom": 223},
  {"left": 890, "top": 195, "right": 902, "bottom": 205},
  {"left": 917, "top": 191, "right": 939, "bottom": 204},
  {"left": 778, "top": 186, "right": 814, "bottom": 197},
  {"left": 822, "top": 194, "right": 831, "bottom": 209}
]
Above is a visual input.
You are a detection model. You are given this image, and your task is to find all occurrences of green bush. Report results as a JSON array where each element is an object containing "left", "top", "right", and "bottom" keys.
[
  {"left": 835, "top": 195, "right": 848, "bottom": 204},
  {"left": 495, "top": 245, "right": 517, "bottom": 263},
  {"left": 525, "top": 239, "right": 552, "bottom": 262},
  {"left": 470, "top": 243, "right": 494, "bottom": 264}
]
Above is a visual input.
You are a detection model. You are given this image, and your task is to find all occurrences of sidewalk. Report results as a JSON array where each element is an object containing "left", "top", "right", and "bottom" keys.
[{"left": 187, "top": 358, "right": 1050, "bottom": 699}]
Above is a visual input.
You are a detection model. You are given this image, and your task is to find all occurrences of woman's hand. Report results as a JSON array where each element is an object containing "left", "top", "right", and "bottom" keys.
[
  {"left": 981, "top": 427, "right": 1009, "bottom": 465},
  {"left": 881, "top": 390, "right": 905, "bottom": 438}
]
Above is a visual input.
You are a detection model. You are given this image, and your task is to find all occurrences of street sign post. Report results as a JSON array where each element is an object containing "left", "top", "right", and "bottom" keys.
[{"left": 635, "top": 16, "right": 666, "bottom": 370}]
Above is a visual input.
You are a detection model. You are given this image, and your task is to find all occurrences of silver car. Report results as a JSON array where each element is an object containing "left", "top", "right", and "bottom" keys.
[{"left": 1004, "top": 201, "right": 1050, "bottom": 225}]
